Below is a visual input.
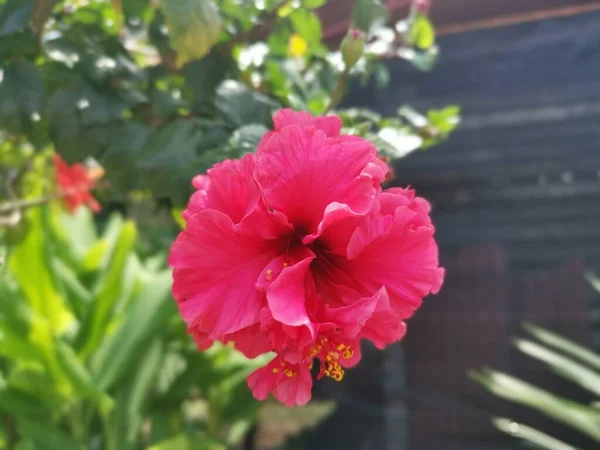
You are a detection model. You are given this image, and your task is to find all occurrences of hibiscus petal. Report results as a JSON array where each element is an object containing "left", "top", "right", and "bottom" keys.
[
  {"left": 344, "top": 192, "right": 444, "bottom": 319},
  {"left": 255, "top": 127, "right": 387, "bottom": 238},
  {"left": 169, "top": 209, "right": 282, "bottom": 339},
  {"left": 183, "top": 154, "right": 260, "bottom": 224},
  {"left": 273, "top": 108, "right": 342, "bottom": 137},
  {"left": 247, "top": 356, "right": 313, "bottom": 407},
  {"left": 266, "top": 250, "right": 317, "bottom": 330},
  {"left": 320, "top": 287, "right": 387, "bottom": 339}
]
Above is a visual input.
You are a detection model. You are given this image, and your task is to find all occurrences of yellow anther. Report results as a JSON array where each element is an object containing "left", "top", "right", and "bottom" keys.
[
  {"left": 272, "top": 368, "right": 279, "bottom": 374},
  {"left": 285, "top": 369, "right": 294, "bottom": 378},
  {"left": 308, "top": 363, "right": 313, "bottom": 370},
  {"left": 266, "top": 269, "right": 273, "bottom": 281},
  {"left": 342, "top": 347, "right": 354, "bottom": 359},
  {"left": 337, "top": 343, "right": 346, "bottom": 351},
  {"left": 280, "top": 360, "right": 286, "bottom": 367}
]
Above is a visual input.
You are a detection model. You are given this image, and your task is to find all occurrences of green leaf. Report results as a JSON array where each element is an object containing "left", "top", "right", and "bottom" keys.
[
  {"left": 160, "top": 0, "right": 223, "bottom": 68},
  {"left": 471, "top": 369, "right": 600, "bottom": 442},
  {"left": 351, "top": 0, "right": 388, "bottom": 34},
  {"left": 50, "top": 257, "right": 92, "bottom": 319},
  {"left": 181, "top": 49, "right": 233, "bottom": 108},
  {"left": 54, "top": 208, "right": 99, "bottom": 265},
  {"left": 256, "top": 401, "right": 337, "bottom": 448},
  {"left": 149, "top": 433, "right": 225, "bottom": 450},
  {"left": 113, "top": 338, "right": 164, "bottom": 448},
  {"left": 0, "top": 61, "right": 45, "bottom": 135},
  {"left": 0, "top": 0, "right": 35, "bottom": 37},
  {"left": 74, "top": 221, "right": 137, "bottom": 357},
  {"left": 302, "top": 0, "right": 326, "bottom": 8},
  {"left": 514, "top": 338, "right": 600, "bottom": 396},
  {"left": 137, "top": 119, "right": 206, "bottom": 201},
  {"left": 47, "top": 83, "right": 125, "bottom": 161},
  {"left": 229, "top": 124, "right": 269, "bottom": 153},
  {"left": 54, "top": 339, "right": 113, "bottom": 413},
  {"left": 9, "top": 206, "right": 73, "bottom": 334},
  {"left": 289, "top": 10, "right": 322, "bottom": 47},
  {"left": 0, "top": 388, "right": 49, "bottom": 422},
  {"left": 171, "top": 208, "right": 186, "bottom": 229},
  {"left": 215, "top": 80, "right": 278, "bottom": 127},
  {"left": 17, "top": 419, "right": 85, "bottom": 450},
  {"left": 397, "top": 45, "right": 439, "bottom": 72},
  {"left": 524, "top": 323, "right": 600, "bottom": 372},
  {"left": 91, "top": 270, "right": 175, "bottom": 391},
  {"left": 409, "top": 14, "right": 435, "bottom": 50},
  {"left": 100, "top": 122, "right": 152, "bottom": 192},
  {"left": 492, "top": 417, "right": 577, "bottom": 450}
]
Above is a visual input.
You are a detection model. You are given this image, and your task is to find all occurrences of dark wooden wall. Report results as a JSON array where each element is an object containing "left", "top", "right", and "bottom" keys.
[{"left": 306, "top": 9, "right": 600, "bottom": 450}]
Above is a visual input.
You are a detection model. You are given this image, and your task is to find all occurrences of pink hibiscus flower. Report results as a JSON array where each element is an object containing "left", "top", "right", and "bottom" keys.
[{"left": 169, "top": 109, "right": 444, "bottom": 407}]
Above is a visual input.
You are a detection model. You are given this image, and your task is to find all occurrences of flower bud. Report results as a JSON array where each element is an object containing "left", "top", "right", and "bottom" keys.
[
  {"left": 341, "top": 29, "right": 365, "bottom": 70},
  {"left": 413, "top": 0, "right": 430, "bottom": 13}
]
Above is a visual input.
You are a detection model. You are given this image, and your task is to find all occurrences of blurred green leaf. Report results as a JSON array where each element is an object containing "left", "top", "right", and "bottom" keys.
[
  {"left": 75, "top": 221, "right": 137, "bottom": 357},
  {"left": 161, "top": 0, "right": 223, "bottom": 68},
  {"left": 16, "top": 419, "right": 85, "bottom": 450},
  {"left": 514, "top": 338, "right": 600, "bottom": 396},
  {"left": 492, "top": 417, "right": 577, "bottom": 450},
  {"left": 113, "top": 338, "right": 164, "bottom": 448},
  {"left": 351, "top": 0, "right": 388, "bottom": 34},
  {"left": 0, "top": 0, "right": 35, "bottom": 37},
  {"left": 215, "top": 80, "right": 278, "bottom": 127},
  {"left": 91, "top": 270, "right": 174, "bottom": 391},
  {"left": 55, "top": 339, "right": 113, "bottom": 413},
  {"left": 471, "top": 369, "right": 600, "bottom": 442},
  {"left": 302, "top": 0, "right": 326, "bottom": 8},
  {"left": 229, "top": 124, "right": 269, "bottom": 153},
  {"left": 409, "top": 14, "right": 435, "bottom": 50},
  {"left": 9, "top": 206, "right": 73, "bottom": 335},
  {"left": 289, "top": 10, "right": 322, "bottom": 48},
  {"left": 524, "top": 323, "right": 600, "bottom": 372},
  {"left": 0, "top": 61, "right": 45, "bottom": 135},
  {"left": 256, "top": 401, "right": 337, "bottom": 448},
  {"left": 149, "top": 433, "right": 225, "bottom": 450}
]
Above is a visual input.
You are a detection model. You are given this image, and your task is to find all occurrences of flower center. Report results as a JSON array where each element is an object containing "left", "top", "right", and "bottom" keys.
[{"left": 308, "top": 337, "right": 355, "bottom": 382}]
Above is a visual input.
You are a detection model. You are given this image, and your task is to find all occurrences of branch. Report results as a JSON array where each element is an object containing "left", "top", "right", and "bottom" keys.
[{"left": 323, "top": 69, "right": 348, "bottom": 114}]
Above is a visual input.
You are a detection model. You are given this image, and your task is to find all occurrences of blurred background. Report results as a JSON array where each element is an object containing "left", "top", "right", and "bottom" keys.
[{"left": 2, "top": 1, "right": 600, "bottom": 450}]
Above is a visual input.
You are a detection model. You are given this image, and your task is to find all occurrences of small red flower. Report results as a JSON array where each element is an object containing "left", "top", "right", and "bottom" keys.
[
  {"left": 169, "top": 109, "right": 444, "bottom": 407},
  {"left": 54, "top": 154, "right": 101, "bottom": 213}
]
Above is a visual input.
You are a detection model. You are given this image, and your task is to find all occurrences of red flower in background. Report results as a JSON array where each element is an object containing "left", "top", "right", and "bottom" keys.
[
  {"left": 54, "top": 154, "right": 102, "bottom": 213},
  {"left": 169, "top": 109, "right": 444, "bottom": 407}
]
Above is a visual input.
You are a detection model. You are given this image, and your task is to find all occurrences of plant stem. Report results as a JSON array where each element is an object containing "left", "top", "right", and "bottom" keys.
[
  {"left": 101, "top": 412, "right": 117, "bottom": 450},
  {"left": 324, "top": 69, "right": 348, "bottom": 114}
]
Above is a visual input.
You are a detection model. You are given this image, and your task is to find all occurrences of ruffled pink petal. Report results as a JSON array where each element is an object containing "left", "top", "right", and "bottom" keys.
[
  {"left": 183, "top": 154, "right": 260, "bottom": 223},
  {"left": 273, "top": 364, "right": 312, "bottom": 407},
  {"left": 359, "top": 289, "right": 407, "bottom": 349},
  {"left": 191, "top": 324, "right": 273, "bottom": 358},
  {"left": 169, "top": 209, "right": 283, "bottom": 339},
  {"left": 260, "top": 307, "right": 317, "bottom": 358},
  {"left": 319, "top": 287, "right": 388, "bottom": 339},
  {"left": 247, "top": 356, "right": 313, "bottom": 407},
  {"left": 273, "top": 108, "right": 342, "bottom": 137},
  {"left": 191, "top": 330, "right": 214, "bottom": 351},
  {"left": 344, "top": 191, "right": 444, "bottom": 319},
  {"left": 223, "top": 324, "right": 273, "bottom": 358},
  {"left": 255, "top": 127, "right": 387, "bottom": 238},
  {"left": 266, "top": 252, "right": 315, "bottom": 328}
]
